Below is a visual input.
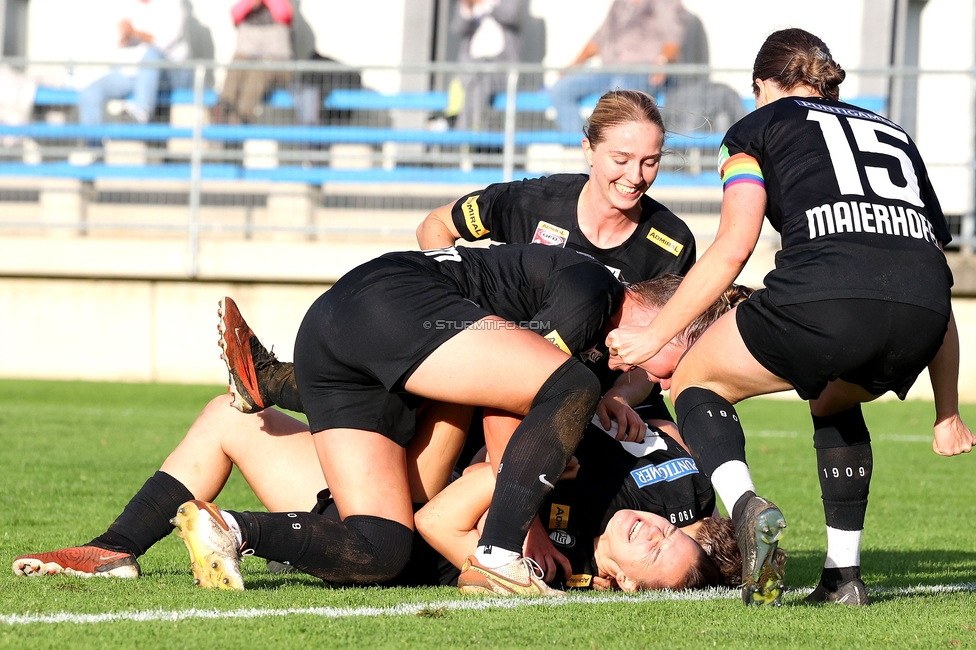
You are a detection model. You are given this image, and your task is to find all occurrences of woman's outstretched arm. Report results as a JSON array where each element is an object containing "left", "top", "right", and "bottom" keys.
[{"left": 607, "top": 182, "right": 766, "bottom": 367}]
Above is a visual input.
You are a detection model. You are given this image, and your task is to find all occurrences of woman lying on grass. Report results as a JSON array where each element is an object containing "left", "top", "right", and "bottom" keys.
[
  {"left": 13, "top": 249, "right": 749, "bottom": 592},
  {"left": 416, "top": 411, "right": 747, "bottom": 591}
]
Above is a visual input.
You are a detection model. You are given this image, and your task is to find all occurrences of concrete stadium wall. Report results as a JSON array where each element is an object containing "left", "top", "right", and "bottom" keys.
[
  {"left": 0, "top": 277, "right": 325, "bottom": 386},
  {"left": 2, "top": 273, "right": 975, "bottom": 404}
]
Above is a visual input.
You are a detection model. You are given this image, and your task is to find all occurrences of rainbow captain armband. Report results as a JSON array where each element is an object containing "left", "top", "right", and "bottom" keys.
[{"left": 718, "top": 146, "right": 764, "bottom": 191}]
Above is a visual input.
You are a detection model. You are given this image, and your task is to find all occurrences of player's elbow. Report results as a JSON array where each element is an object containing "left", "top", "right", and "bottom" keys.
[
  {"left": 416, "top": 215, "right": 434, "bottom": 248},
  {"left": 417, "top": 205, "right": 459, "bottom": 250},
  {"left": 413, "top": 505, "right": 434, "bottom": 539},
  {"left": 724, "top": 245, "right": 754, "bottom": 269},
  {"left": 711, "top": 237, "right": 754, "bottom": 270}
]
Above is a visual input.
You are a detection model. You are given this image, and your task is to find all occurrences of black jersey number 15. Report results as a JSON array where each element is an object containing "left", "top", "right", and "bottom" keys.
[{"left": 807, "top": 111, "right": 925, "bottom": 208}]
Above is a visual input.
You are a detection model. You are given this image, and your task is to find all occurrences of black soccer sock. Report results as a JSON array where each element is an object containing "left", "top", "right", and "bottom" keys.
[
  {"left": 477, "top": 358, "right": 600, "bottom": 554},
  {"left": 230, "top": 510, "right": 413, "bottom": 584},
  {"left": 89, "top": 470, "right": 193, "bottom": 557},
  {"left": 263, "top": 360, "right": 303, "bottom": 413},
  {"left": 813, "top": 406, "right": 873, "bottom": 531},
  {"left": 674, "top": 387, "right": 748, "bottom": 478}
]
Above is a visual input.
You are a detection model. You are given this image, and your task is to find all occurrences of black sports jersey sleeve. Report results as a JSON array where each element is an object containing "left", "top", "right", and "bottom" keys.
[
  {"left": 450, "top": 174, "right": 697, "bottom": 284},
  {"left": 719, "top": 97, "right": 953, "bottom": 315},
  {"left": 451, "top": 175, "right": 586, "bottom": 244}
]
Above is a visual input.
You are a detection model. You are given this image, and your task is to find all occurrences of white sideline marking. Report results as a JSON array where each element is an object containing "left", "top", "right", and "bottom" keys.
[
  {"left": 4, "top": 583, "right": 976, "bottom": 626},
  {"left": 748, "top": 430, "right": 932, "bottom": 443}
]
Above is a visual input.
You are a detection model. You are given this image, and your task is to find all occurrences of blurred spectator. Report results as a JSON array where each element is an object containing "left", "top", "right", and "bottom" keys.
[
  {"left": 79, "top": 0, "right": 190, "bottom": 125},
  {"left": 293, "top": 52, "right": 363, "bottom": 126},
  {"left": 549, "top": 0, "right": 687, "bottom": 132},
  {"left": 445, "top": 0, "right": 526, "bottom": 131},
  {"left": 213, "top": 0, "right": 294, "bottom": 125}
]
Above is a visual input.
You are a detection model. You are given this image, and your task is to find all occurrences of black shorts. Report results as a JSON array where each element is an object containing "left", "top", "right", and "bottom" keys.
[
  {"left": 736, "top": 292, "right": 949, "bottom": 401},
  {"left": 293, "top": 256, "right": 490, "bottom": 446}
]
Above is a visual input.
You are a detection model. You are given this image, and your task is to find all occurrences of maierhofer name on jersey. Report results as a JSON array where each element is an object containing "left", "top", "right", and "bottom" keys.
[{"left": 805, "top": 200, "right": 941, "bottom": 245}]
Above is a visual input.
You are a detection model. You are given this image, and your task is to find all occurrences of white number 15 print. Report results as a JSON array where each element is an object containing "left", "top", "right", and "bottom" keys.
[{"left": 807, "top": 111, "right": 924, "bottom": 207}]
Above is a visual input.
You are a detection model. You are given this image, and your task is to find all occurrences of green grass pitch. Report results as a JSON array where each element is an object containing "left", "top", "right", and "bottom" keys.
[{"left": 1, "top": 379, "right": 975, "bottom": 648}]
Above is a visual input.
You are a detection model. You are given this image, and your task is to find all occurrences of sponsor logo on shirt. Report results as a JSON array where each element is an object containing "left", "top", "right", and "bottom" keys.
[
  {"left": 548, "top": 503, "right": 570, "bottom": 530},
  {"left": 795, "top": 98, "right": 898, "bottom": 128},
  {"left": 461, "top": 196, "right": 489, "bottom": 238},
  {"left": 566, "top": 574, "right": 592, "bottom": 588},
  {"left": 646, "top": 228, "right": 684, "bottom": 256},
  {"left": 543, "top": 329, "right": 571, "bottom": 354},
  {"left": 630, "top": 458, "right": 699, "bottom": 488},
  {"left": 531, "top": 221, "right": 570, "bottom": 247},
  {"left": 549, "top": 529, "right": 576, "bottom": 548}
]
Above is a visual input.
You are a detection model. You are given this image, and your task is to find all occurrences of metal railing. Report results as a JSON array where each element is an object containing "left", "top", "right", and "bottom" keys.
[{"left": 0, "top": 58, "right": 972, "bottom": 274}]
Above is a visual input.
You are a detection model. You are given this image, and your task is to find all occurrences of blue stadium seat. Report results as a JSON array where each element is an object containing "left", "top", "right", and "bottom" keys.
[
  {"left": 0, "top": 160, "right": 719, "bottom": 187},
  {"left": 324, "top": 90, "right": 449, "bottom": 111},
  {"left": 491, "top": 91, "right": 552, "bottom": 112},
  {"left": 34, "top": 87, "right": 81, "bottom": 106}
]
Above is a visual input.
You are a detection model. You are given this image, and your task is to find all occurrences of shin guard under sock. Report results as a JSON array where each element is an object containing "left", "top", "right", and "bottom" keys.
[
  {"left": 478, "top": 357, "right": 600, "bottom": 553},
  {"left": 89, "top": 470, "right": 193, "bottom": 557},
  {"left": 230, "top": 510, "right": 412, "bottom": 584},
  {"left": 674, "top": 387, "right": 748, "bottom": 478},
  {"left": 813, "top": 406, "right": 873, "bottom": 532}
]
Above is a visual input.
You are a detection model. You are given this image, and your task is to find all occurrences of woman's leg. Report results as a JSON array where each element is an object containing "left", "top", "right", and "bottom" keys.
[
  {"left": 93, "top": 396, "right": 321, "bottom": 555},
  {"left": 225, "top": 428, "right": 415, "bottom": 584},
  {"left": 669, "top": 309, "right": 790, "bottom": 512},
  {"left": 166, "top": 400, "right": 463, "bottom": 586},
  {"left": 407, "top": 401, "right": 473, "bottom": 503},
  {"left": 667, "top": 309, "right": 792, "bottom": 604},
  {"left": 160, "top": 395, "right": 323, "bottom": 510},
  {"left": 405, "top": 317, "right": 600, "bottom": 577},
  {"left": 13, "top": 395, "right": 321, "bottom": 578},
  {"left": 804, "top": 381, "right": 881, "bottom": 605}
]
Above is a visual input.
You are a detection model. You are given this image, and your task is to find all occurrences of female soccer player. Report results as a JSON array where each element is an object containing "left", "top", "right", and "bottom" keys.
[
  {"left": 606, "top": 28, "right": 974, "bottom": 606},
  {"left": 416, "top": 413, "right": 749, "bottom": 593},
  {"left": 231, "top": 89, "right": 695, "bottom": 443}
]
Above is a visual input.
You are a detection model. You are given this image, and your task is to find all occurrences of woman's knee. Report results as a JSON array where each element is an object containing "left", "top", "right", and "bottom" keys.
[
  {"left": 531, "top": 357, "right": 601, "bottom": 419},
  {"left": 295, "top": 514, "right": 413, "bottom": 583},
  {"left": 347, "top": 515, "right": 413, "bottom": 582},
  {"left": 183, "top": 395, "right": 240, "bottom": 444}
]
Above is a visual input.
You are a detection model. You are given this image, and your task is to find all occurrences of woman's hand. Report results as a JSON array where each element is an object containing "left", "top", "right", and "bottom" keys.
[
  {"left": 606, "top": 325, "right": 663, "bottom": 369},
  {"left": 523, "top": 517, "right": 572, "bottom": 583},
  {"left": 933, "top": 413, "right": 975, "bottom": 456},
  {"left": 595, "top": 392, "right": 647, "bottom": 443}
]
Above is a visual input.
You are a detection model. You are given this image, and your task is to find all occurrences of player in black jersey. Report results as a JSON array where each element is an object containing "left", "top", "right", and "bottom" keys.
[
  {"left": 607, "top": 28, "right": 974, "bottom": 607},
  {"left": 416, "top": 91, "right": 695, "bottom": 286},
  {"left": 13, "top": 258, "right": 750, "bottom": 596}
]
